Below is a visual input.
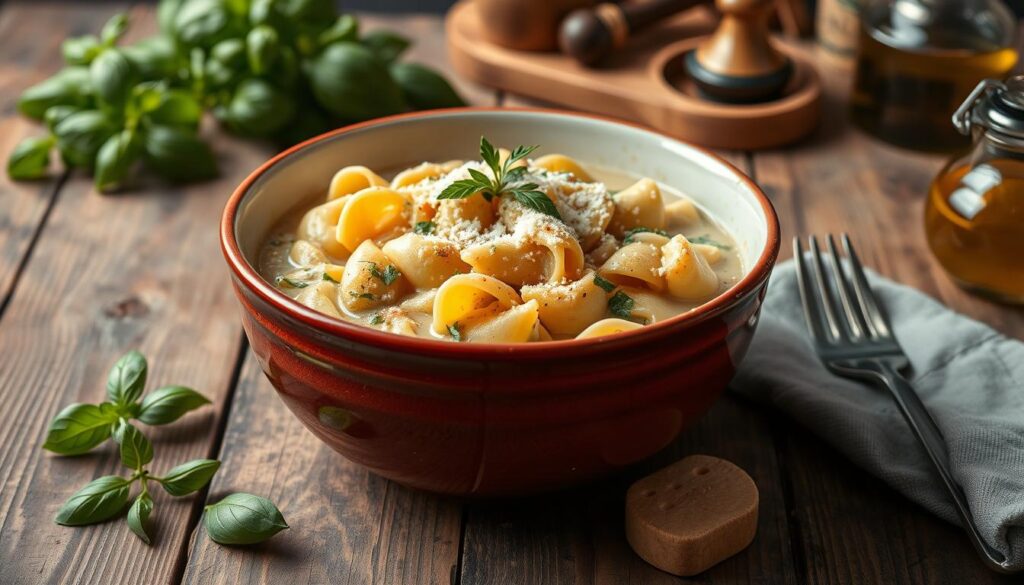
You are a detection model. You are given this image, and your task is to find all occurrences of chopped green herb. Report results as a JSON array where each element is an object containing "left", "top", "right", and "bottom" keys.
[
  {"left": 438, "top": 137, "right": 561, "bottom": 220},
  {"left": 413, "top": 221, "right": 435, "bottom": 235},
  {"left": 593, "top": 274, "right": 617, "bottom": 293},
  {"left": 369, "top": 313, "right": 384, "bottom": 326},
  {"left": 608, "top": 291, "right": 636, "bottom": 320},
  {"left": 448, "top": 322, "right": 462, "bottom": 342},
  {"left": 622, "top": 227, "right": 668, "bottom": 244},
  {"left": 275, "top": 276, "right": 308, "bottom": 289},
  {"left": 348, "top": 291, "right": 376, "bottom": 300},
  {"left": 322, "top": 272, "right": 338, "bottom": 283},
  {"left": 364, "top": 262, "right": 401, "bottom": 286},
  {"left": 688, "top": 235, "right": 731, "bottom": 250}
]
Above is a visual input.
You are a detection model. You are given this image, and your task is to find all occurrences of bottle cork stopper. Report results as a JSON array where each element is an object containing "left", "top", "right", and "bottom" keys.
[{"left": 625, "top": 455, "right": 759, "bottom": 576}]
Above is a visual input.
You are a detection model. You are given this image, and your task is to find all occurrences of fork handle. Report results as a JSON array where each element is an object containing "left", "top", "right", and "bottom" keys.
[{"left": 875, "top": 362, "right": 1011, "bottom": 573}]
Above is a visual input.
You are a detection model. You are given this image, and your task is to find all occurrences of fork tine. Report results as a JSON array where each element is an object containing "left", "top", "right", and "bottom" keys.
[
  {"left": 793, "top": 237, "right": 827, "bottom": 345},
  {"left": 826, "top": 235, "right": 869, "bottom": 339},
  {"left": 808, "top": 235, "right": 844, "bottom": 341},
  {"left": 841, "top": 234, "right": 893, "bottom": 338}
]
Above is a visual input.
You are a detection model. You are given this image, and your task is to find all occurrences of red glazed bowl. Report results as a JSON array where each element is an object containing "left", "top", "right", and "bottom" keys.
[{"left": 221, "top": 108, "right": 779, "bottom": 496}]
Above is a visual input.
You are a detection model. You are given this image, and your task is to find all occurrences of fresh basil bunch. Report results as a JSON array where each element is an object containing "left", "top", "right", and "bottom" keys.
[
  {"left": 45, "top": 350, "right": 287, "bottom": 546},
  {"left": 7, "top": 0, "right": 465, "bottom": 192}
]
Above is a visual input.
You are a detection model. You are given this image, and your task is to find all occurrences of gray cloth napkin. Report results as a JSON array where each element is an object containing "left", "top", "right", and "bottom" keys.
[{"left": 731, "top": 260, "right": 1024, "bottom": 569}]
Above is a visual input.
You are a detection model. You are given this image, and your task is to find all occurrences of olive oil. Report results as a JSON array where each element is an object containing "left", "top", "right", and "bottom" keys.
[
  {"left": 851, "top": 29, "right": 1018, "bottom": 152},
  {"left": 925, "top": 160, "right": 1024, "bottom": 302}
]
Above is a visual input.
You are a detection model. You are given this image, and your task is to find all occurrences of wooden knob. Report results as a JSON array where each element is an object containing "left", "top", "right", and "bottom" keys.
[
  {"left": 684, "top": 0, "right": 792, "bottom": 103},
  {"left": 559, "top": 0, "right": 706, "bottom": 67}
]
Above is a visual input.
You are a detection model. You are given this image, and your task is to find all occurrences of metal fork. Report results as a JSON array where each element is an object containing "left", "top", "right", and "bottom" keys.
[{"left": 794, "top": 234, "right": 1014, "bottom": 574}]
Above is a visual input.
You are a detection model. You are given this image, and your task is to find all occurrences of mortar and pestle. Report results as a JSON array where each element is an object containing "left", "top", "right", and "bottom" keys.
[{"left": 446, "top": 0, "right": 821, "bottom": 148}]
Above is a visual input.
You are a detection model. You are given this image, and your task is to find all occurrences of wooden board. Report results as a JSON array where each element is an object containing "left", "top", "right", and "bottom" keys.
[{"left": 446, "top": 1, "right": 821, "bottom": 150}]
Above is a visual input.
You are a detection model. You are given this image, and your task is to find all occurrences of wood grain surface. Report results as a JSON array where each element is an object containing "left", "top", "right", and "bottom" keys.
[{"left": 0, "top": 2, "right": 1020, "bottom": 585}]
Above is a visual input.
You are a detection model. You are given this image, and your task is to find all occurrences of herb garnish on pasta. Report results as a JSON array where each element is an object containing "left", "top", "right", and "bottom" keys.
[{"left": 438, "top": 137, "right": 562, "bottom": 220}]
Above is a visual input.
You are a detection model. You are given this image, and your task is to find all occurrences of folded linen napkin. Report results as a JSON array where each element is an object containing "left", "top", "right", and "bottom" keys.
[{"left": 731, "top": 260, "right": 1024, "bottom": 569}]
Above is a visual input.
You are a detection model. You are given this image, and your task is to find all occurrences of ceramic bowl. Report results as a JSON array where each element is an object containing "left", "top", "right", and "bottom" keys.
[{"left": 221, "top": 108, "right": 779, "bottom": 496}]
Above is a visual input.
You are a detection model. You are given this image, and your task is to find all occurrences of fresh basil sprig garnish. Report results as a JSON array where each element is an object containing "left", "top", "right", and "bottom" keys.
[
  {"left": 43, "top": 351, "right": 209, "bottom": 455},
  {"left": 438, "top": 137, "right": 562, "bottom": 220},
  {"left": 46, "top": 350, "right": 287, "bottom": 547}
]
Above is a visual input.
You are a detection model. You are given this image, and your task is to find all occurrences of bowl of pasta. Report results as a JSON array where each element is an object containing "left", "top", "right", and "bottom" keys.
[{"left": 222, "top": 108, "right": 779, "bottom": 496}]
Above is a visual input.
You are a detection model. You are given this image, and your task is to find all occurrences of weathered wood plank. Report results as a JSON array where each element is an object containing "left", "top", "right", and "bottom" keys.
[
  {"left": 0, "top": 4, "right": 273, "bottom": 584},
  {"left": 180, "top": 13, "right": 498, "bottom": 585},
  {"left": 0, "top": 1, "right": 98, "bottom": 313},
  {"left": 753, "top": 47, "right": 1024, "bottom": 585}
]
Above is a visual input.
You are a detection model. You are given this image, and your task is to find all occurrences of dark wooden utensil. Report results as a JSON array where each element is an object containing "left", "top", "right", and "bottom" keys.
[
  {"left": 684, "top": 0, "right": 792, "bottom": 103},
  {"left": 559, "top": 0, "right": 706, "bottom": 66}
]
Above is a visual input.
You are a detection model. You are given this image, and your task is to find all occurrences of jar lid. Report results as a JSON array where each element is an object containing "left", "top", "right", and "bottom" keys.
[{"left": 953, "top": 76, "right": 1024, "bottom": 140}]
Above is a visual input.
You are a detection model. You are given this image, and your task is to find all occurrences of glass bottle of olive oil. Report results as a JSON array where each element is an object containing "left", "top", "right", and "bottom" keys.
[
  {"left": 851, "top": 0, "right": 1018, "bottom": 152},
  {"left": 924, "top": 77, "right": 1024, "bottom": 303}
]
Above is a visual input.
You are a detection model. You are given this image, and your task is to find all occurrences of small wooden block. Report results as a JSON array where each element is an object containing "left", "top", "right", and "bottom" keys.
[{"left": 625, "top": 455, "right": 758, "bottom": 576}]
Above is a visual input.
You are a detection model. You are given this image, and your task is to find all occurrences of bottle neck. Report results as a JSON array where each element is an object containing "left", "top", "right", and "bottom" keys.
[{"left": 973, "top": 129, "right": 1024, "bottom": 164}]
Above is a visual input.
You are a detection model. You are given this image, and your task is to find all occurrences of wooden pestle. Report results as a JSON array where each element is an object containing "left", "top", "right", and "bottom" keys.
[
  {"left": 559, "top": 0, "right": 706, "bottom": 66},
  {"left": 684, "top": 0, "right": 792, "bottom": 103}
]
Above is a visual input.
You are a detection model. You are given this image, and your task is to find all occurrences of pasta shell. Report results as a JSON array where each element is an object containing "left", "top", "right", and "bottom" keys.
[
  {"left": 335, "top": 187, "right": 411, "bottom": 253},
  {"left": 328, "top": 166, "right": 387, "bottom": 200},
  {"left": 661, "top": 235, "right": 719, "bottom": 302},
  {"left": 575, "top": 318, "right": 643, "bottom": 339},
  {"left": 382, "top": 232, "right": 470, "bottom": 289}
]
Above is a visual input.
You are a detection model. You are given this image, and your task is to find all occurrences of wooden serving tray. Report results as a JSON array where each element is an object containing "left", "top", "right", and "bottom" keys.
[{"left": 445, "top": 1, "right": 821, "bottom": 150}]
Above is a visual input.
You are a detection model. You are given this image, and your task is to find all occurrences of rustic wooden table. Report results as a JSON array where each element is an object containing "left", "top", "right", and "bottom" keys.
[{"left": 1, "top": 2, "right": 1022, "bottom": 584}]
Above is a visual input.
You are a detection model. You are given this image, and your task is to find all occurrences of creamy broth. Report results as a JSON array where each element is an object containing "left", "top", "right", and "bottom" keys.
[{"left": 258, "top": 154, "right": 743, "bottom": 342}]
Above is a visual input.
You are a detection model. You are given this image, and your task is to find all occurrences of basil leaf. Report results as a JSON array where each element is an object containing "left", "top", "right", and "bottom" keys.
[
  {"left": 203, "top": 493, "right": 288, "bottom": 545},
  {"left": 106, "top": 350, "right": 148, "bottom": 407},
  {"left": 122, "top": 36, "right": 179, "bottom": 81},
  {"left": 7, "top": 136, "right": 54, "bottom": 181},
  {"left": 307, "top": 42, "right": 406, "bottom": 120},
  {"left": 361, "top": 30, "right": 409, "bottom": 64},
  {"left": 317, "top": 14, "right": 358, "bottom": 48},
  {"left": 246, "top": 25, "right": 279, "bottom": 75},
  {"left": 157, "top": 0, "right": 186, "bottom": 36},
  {"left": 159, "top": 459, "right": 220, "bottom": 496},
  {"left": 512, "top": 189, "right": 561, "bottom": 220},
  {"left": 17, "top": 67, "right": 93, "bottom": 120},
  {"left": 62, "top": 35, "right": 103, "bottom": 66},
  {"left": 277, "top": 0, "right": 335, "bottom": 23},
  {"left": 90, "top": 48, "right": 135, "bottom": 109},
  {"left": 146, "top": 89, "right": 202, "bottom": 130},
  {"left": 210, "top": 37, "right": 246, "bottom": 69},
  {"left": 479, "top": 137, "right": 500, "bottom": 179},
  {"left": 413, "top": 221, "right": 435, "bottom": 235},
  {"left": 114, "top": 421, "right": 153, "bottom": 469},
  {"left": 44, "top": 106, "right": 81, "bottom": 133},
  {"left": 127, "top": 491, "right": 154, "bottom": 544},
  {"left": 438, "top": 178, "right": 486, "bottom": 200},
  {"left": 95, "top": 130, "right": 141, "bottom": 193},
  {"left": 174, "top": 0, "right": 232, "bottom": 48},
  {"left": 224, "top": 79, "right": 295, "bottom": 138},
  {"left": 53, "top": 110, "right": 116, "bottom": 168},
  {"left": 390, "top": 62, "right": 465, "bottom": 110},
  {"left": 137, "top": 386, "right": 211, "bottom": 425},
  {"left": 42, "top": 402, "right": 119, "bottom": 455},
  {"left": 100, "top": 14, "right": 129, "bottom": 47},
  {"left": 143, "top": 125, "right": 218, "bottom": 182},
  {"left": 54, "top": 475, "right": 132, "bottom": 526}
]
